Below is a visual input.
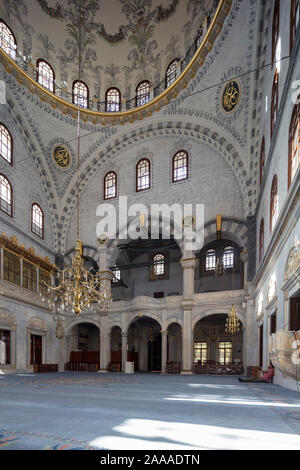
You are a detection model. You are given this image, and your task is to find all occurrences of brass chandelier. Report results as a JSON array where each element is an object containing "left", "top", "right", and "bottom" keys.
[
  {"left": 225, "top": 305, "right": 240, "bottom": 335},
  {"left": 43, "top": 2, "right": 112, "bottom": 317}
]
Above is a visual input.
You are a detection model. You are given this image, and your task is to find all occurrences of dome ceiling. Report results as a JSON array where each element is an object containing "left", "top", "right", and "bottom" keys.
[{"left": 0, "top": 0, "right": 214, "bottom": 100}]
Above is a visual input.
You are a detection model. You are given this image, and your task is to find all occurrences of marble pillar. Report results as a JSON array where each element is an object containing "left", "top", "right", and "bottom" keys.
[{"left": 180, "top": 256, "right": 198, "bottom": 375}]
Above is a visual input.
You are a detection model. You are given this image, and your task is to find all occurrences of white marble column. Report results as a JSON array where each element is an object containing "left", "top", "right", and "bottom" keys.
[
  {"left": 244, "top": 282, "right": 257, "bottom": 368},
  {"left": 161, "top": 331, "right": 168, "bottom": 373},
  {"left": 58, "top": 336, "right": 66, "bottom": 372},
  {"left": 122, "top": 333, "right": 127, "bottom": 372},
  {"left": 180, "top": 256, "right": 198, "bottom": 375},
  {"left": 99, "top": 315, "right": 110, "bottom": 372}
]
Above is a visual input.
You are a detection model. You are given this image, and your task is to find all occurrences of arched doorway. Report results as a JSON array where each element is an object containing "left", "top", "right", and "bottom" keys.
[
  {"left": 128, "top": 316, "right": 162, "bottom": 372},
  {"left": 66, "top": 322, "right": 100, "bottom": 372},
  {"left": 193, "top": 314, "right": 243, "bottom": 375},
  {"left": 166, "top": 323, "right": 182, "bottom": 373}
]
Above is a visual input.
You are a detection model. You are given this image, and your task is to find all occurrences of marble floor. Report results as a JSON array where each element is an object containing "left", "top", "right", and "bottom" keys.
[{"left": 0, "top": 372, "right": 300, "bottom": 450}]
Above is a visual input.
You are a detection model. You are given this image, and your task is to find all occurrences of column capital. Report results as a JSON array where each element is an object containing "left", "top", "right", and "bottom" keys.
[{"left": 180, "top": 257, "right": 198, "bottom": 270}]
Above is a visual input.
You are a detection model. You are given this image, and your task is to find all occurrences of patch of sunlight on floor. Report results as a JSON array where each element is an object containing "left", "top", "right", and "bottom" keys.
[
  {"left": 165, "top": 396, "right": 300, "bottom": 407},
  {"left": 89, "top": 419, "right": 300, "bottom": 450},
  {"left": 188, "top": 384, "right": 247, "bottom": 389}
]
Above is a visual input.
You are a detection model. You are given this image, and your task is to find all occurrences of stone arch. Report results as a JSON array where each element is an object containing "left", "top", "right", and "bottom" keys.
[
  {"left": 203, "top": 217, "right": 248, "bottom": 249},
  {"left": 192, "top": 309, "right": 244, "bottom": 330},
  {"left": 65, "top": 318, "right": 100, "bottom": 335},
  {"left": 106, "top": 212, "right": 185, "bottom": 268},
  {"left": 166, "top": 318, "right": 183, "bottom": 330},
  {"left": 126, "top": 312, "right": 162, "bottom": 334},
  {"left": 64, "top": 245, "right": 98, "bottom": 267},
  {"left": 59, "top": 119, "right": 249, "bottom": 254}
]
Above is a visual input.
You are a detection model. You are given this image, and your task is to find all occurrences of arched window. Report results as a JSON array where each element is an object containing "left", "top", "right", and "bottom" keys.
[
  {"left": 288, "top": 102, "right": 300, "bottom": 188},
  {"left": 223, "top": 246, "right": 234, "bottom": 269},
  {"left": 172, "top": 150, "right": 188, "bottom": 182},
  {"left": 31, "top": 203, "right": 44, "bottom": 239},
  {"left": 0, "top": 174, "right": 12, "bottom": 216},
  {"left": 112, "top": 265, "right": 121, "bottom": 283},
  {"left": 105, "top": 88, "right": 121, "bottom": 112},
  {"left": 270, "top": 175, "right": 278, "bottom": 232},
  {"left": 72, "top": 80, "right": 89, "bottom": 109},
  {"left": 259, "top": 218, "right": 264, "bottom": 263},
  {"left": 136, "top": 158, "right": 150, "bottom": 192},
  {"left": 37, "top": 59, "right": 55, "bottom": 93},
  {"left": 165, "top": 59, "right": 179, "bottom": 88},
  {"left": 0, "top": 20, "right": 16, "bottom": 59},
  {"left": 272, "top": 0, "right": 280, "bottom": 67},
  {"left": 290, "top": 0, "right": 299, "bottom": 54},
  {"left": 205, "top": 249, "right": 216, "bottom": 271},
  {"left": 153, "top": 253, "right": 165, "bottom": 277},
  {"left": 271, "top": 70, "right": 279, "bottom": 140},
  {"left": 136, "top": 81, "right": 150, "bottom": 107},
  {"left": 0, "top": 123, "right": 12, "bottom": 165},
  {"left": 260, "top": 137, "right": 265, "bottom": 186},
  {"left": 104, "top": 171, "right": 117, "bottom": 200}
]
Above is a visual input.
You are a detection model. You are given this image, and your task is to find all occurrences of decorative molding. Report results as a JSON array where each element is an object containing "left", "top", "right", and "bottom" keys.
[
  {"left": 0, "top": 0, "right": 231, "bottom": 125},
  {"left": 283, "top": 244, "right": 300, "bottom": 284},
  {"left": 28, "top": 316, "right": 46, "bottom": 330}
]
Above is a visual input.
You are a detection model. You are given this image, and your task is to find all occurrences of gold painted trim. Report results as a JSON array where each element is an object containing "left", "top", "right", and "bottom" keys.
[{"left": 0, "top": 0, "right": 231, "bottom": 125}]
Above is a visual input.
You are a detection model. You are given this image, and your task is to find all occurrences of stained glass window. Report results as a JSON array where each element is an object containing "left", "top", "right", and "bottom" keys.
[
  {"left": 0, "top": 20, "right": 16, "bottom": 59},
  {"left": 136, "top": 81, "right": 150, "bottom": 107},
  {"left": 104, "top": 172, "right": 117, "bottom": 200},
  {"left": 73, "top": 80, "right": 89, "bottom": 109},
  {"left": 106, "top": 88, "right": 121, "bottom": 112},
  {"left": 31, "top": 203, "right": 44, "bottom": 239}
]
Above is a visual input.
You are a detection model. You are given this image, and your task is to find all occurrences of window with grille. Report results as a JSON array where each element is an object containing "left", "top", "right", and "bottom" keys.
[
  {"left": 194, "top": 342, "right": 207, "bottom": 364},
  {"left": 136, "top": 81, "right": 150, "bottom": 107},
  {"left": 0, "top": 174, "right": 12, "bottom": 216},
  {"left": 136, "top": 159, "right": 150, "bottom": 191},
  {"left": 0, "top": 124, "right": 12, "bottom": 164},
  {"left": 22, "top": 260, "right": 37, "bottom": 292},
  {"left": 289, "top": 103, "right": 300, "bottom": 187},
  {"left": 290, "top": 0, "right": 300, "bottom": 53},
  {"left": 218, "top": 341, "right": 232, "bottom": 364},
  {"left": 104, "top": 172, "right": 117, "bottom": 200},
  {"left": 73, "top": 80, "right": 89, "bottom": 109},
  {"left": 223, "top": 246, "right": 234, "bottom": 269},
  {"left": 260, "top": 137, "right": 265, "bottom": 186},
  {"left": 272, "top": 0, "right": 280, "bottom": 67},
  {"left": 31, "top": 203, "right": 44, "bottom": 239},
  {"left": 105, "top": 88, "right": 121, "bottom": 112},
  {"left": 3, "top": 249, "right": 20, "bottom": 285},
  {"left": 165, "top": 59, "right": 178, "bottom": 88},
  {"left": 0, "top": 20, "right": 16, "bottom": 59},
  {"left": 112, "top": 266, "right": 121, "bottom": 283},
  {"left": 172, "top": 150, "right": 188, "bottom": 182},
  {"left": 271, "top": 70, "right": 279, "bottom": 139},
  {"left": 205, "top": 249, "right": 216, "bottom": 271},
  {"left": 259, "top": 219, "right": 264, "bottom": 263},
  {"left": 37, "top": 60, "right": 55, "bottom": 92},
  {"left": 153, "top": 253, "right": 165, "bottom": 277},
  {"left": 39, "top": 269, "right": 51, "bottom": 298},
  {"left": 270, "top": 175, "right": 278, "bottom": 232}
]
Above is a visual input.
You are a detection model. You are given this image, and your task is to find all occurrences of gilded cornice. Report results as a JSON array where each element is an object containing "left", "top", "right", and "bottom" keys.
[
  {"left": 0, "top": 232, "right": 56, "bottom": 272},
  {"left": 0, "top": 0, "right": 231, "bottom": 126}
]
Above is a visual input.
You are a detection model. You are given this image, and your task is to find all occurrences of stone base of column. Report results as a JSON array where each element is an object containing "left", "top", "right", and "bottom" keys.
[
  {"left": 180, "top": 370, "right": 193, "bottom": 375},
  {"left": 98, "top": 368, "right": 108, "bottom": 373}
]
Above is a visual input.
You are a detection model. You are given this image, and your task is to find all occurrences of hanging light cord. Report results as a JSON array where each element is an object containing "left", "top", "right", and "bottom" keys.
[{"left": 76, "top": 1, "right": 82, "bottom": 241}]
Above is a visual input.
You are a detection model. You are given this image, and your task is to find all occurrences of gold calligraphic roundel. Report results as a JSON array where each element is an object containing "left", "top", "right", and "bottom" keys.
[
  {"left": 53, "top": 146, "right": 70, "bottom": 168},
  {"left": 222, "top": 81, "right": 240, "bottom": 113}
]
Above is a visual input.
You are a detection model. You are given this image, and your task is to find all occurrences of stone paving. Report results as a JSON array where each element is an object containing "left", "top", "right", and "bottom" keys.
[{"left": 0, "top": 372, "right": 300, "bottom": 450}]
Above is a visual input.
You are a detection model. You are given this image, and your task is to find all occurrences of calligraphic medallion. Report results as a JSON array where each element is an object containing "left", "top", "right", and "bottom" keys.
[
  {"left": 222, "top": 81, "right": 240, "bottom": 113},
  {"left": 53, "top": 146, "right": 70, "bottom": 168}
]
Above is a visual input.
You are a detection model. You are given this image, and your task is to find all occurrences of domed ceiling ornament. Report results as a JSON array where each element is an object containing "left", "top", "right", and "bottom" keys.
[
  {"left": 221, "top": 80, "right": 241, "bottom": 114},
  {"left": 53, "top": 145, "right": 70, "bottom": 169}
]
